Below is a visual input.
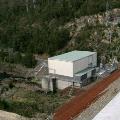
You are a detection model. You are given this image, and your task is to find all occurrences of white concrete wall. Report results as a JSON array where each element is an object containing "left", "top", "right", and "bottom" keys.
[
  {"left": 57, "top": 80, "right": 73, "bottom": 90},
  {"left": 73, "top": 53, "right": 97, "bottom": 74},
  {"left": 87, "top": 71, "right": 92, "bottom": 78},
  {"left": 42, "top": 78, "right": 49, "bottom": 90},
  {"left": 42, "top": 78, "right": 73, "bottom": 91},
  {"left": 92, "top": 53, "right": 97, "bottom": 67},
  {"left": 88, "top": 55, "right": 93, "bottom": 64},
  {"left": 73, "top": 57, "right": 88, "bottom": 74},
  {"left": 42, "top": 77, "right": 84, "bottom": 91},
  {"left": 48, "top": 59, "right": 73, "bottom": 77},
  {"left": 48, "top": 52, "right": 97, "bottom": 77},
  {"left": 42, "top": 78, "right": 53, "bottom": 91},
  {"left": 57, "top": 80, "right": 81, "bottom": 90}
]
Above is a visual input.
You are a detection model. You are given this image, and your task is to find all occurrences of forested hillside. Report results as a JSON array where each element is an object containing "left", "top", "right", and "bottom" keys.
[{"left": 0, "top": 0, "right": 120, "bottom": 67}]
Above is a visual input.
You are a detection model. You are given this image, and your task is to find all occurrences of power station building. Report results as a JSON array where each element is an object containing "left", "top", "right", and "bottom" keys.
[{"left": 42, "top": 51, "right": 97, "bottom": 91}]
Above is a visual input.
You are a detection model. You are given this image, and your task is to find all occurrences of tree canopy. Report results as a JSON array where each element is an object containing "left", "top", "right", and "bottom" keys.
[{"left": 0, "top": 0, "right": 120, "bottom": 67}]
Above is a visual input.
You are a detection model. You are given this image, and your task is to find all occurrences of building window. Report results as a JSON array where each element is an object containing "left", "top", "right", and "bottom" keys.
[
  {"left": 92, "top": 69, "right": 96, "bottom": 75},
  {"left": 88, "top": 63, "right": 92, "bottom": 68},
  {"left": 81, "top": 74, "right": 87, "bottom": 81}
]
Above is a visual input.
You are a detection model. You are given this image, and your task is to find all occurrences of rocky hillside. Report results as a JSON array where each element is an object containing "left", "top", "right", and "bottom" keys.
[
  {"left": 63, "top": 8, "right": 120, "bottom": 61},
  {"left": 0, "top": 110, "right": 27, "bottom": 120},
  {"left": 0, "top": 0, "right": 120, "bottom": 55},
  {"left": 0, "top": 0, "right": 120, "bottom": 66}
]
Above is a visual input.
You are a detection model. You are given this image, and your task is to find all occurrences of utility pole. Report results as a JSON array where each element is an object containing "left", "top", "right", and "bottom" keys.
[
  {"left": 105, "top": 1, "right": 110, "bottom": 26},
  {"left": 105, "top": 1, "right": 113, "bottom": 58},
  {"left": 26, "top": 0, "right": 29, "bottom": 13},
  {"left": 33, "top": 0, "right": 36, "bottom": 9},
  {"left": 108, "top": 28, "right": 112, "bottom": 44}
]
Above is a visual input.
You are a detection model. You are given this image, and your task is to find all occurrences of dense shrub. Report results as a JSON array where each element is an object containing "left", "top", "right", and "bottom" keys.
[
  {"left": 0, "top": 0, "right": 119, "bottom": 66},
  {"left": 0, "top": 0, "right": 119, "bottom": 55}
]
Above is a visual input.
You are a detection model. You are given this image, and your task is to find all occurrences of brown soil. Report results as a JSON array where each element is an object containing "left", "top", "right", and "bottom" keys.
[
  {"left": 60, "top": 87, "right": 86, "bottom": 97},
  {"left": 54, "top": 70, "right": 120, "bottom": 120}
]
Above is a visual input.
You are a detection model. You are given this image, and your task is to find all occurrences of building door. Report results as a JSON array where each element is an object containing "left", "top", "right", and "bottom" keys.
[
  {"left": 81, "top": 73, "right": 88, "bottom": 86},
  {"left": 81, "top": 73, "right": 87, "bottom": 81},
  {"left": 91, "top": 69, "right": 96, "bottom": 82},
  {"left": 92, "top": 69, "right": 96, "bottom": 76},
  {"left": 52, "top": 78, "right": 57, "bottom": 93}
]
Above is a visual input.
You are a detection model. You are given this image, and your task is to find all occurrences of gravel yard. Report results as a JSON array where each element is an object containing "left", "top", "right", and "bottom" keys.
[{"left": 75, "top": 77, "right": 120, "bottom": 120}]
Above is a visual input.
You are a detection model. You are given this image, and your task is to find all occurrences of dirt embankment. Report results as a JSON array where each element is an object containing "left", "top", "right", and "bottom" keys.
[{"left": 54, "top": 70, "right": 120, "bottom": 120}]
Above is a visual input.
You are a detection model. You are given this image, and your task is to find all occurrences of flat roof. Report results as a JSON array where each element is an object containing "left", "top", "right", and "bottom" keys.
[{"left": 49, "top": 50, "right": 96, "bottom": 62}]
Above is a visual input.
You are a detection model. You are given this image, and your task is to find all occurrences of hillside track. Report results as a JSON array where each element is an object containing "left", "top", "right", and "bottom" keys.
[{"left": 54, "top": 70, "right": 120, "bottom": 120}]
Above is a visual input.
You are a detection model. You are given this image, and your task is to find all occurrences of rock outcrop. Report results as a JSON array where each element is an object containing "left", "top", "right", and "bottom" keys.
[{"left": 0, "top": 110, "right": 27, "bottom": 120}]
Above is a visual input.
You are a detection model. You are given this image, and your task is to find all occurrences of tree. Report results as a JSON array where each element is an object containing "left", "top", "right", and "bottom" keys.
[
  {"left": 14, "top": 52, "right": 22, "bottom": 64},
  {"left": 22, "top": 53, "right": 37, "bottom": 68}
]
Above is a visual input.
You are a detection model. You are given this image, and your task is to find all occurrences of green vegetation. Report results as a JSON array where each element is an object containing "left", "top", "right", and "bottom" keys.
[
  {"left": 0, "top": 0, "right": 120, "bottom": 54},
  {"left": 0, "top": 0, "right": 120, "bottom": 67},
  {"left": 0, "top": 86, "right": 69, "bottom": 118},
  {"left": 0, "top": 50, "right": 36, "bottom": 68},
  {"left": 74, "top": 23, "right": 120, "bottom": 60},
  {"left": 0, "top": 1, "right": 120, "bottom": 118}
]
